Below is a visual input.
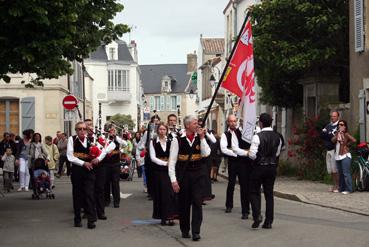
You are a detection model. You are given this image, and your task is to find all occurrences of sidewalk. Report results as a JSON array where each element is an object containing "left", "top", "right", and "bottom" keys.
[{"left": 218, "top": 169, "right": 369, "bottom": 216}]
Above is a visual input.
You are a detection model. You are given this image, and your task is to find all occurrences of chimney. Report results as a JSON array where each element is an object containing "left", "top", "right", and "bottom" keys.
[
  {"left": 187, "top": 52, "right": 197, "bottom": 73},
  {"left": 128, "top": 40, "right": 138, "bottom": 62}
]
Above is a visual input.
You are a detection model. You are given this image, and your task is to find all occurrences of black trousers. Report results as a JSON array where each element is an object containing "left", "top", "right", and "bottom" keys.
[
  {"left": 178, "top": 169, "right": 206, "bottom": 235},
  {"left": 58, "top": 154, "right": 71, "bottom": 176},
  {"left": 71, "top": 165, "right": 97, "bottom": 223},
  {"left": 94, "top": 165, "right": 106, "bottom": 217},
  {"left": 225, "top": 158, "right": 251, "bottom": 214},
  {"left": 250, "top": 164, "right": 277, "bottom": 224},
  {"left": 202, "top": 157, "right": 213, "bottom": 200},
  {"left": 104, "top": 164, "right": 121, "bottom": 206},
  {"left": 144, "top": 156, "right": 153, "bottom": 196}
]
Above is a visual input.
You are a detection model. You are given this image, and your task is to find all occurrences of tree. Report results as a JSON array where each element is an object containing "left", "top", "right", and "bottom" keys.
[
  {"left": 0, "top": 0, "right": 129, "bottom": 86},
  {"left": 109, "top": 114, "right": 135, "bottom": 131},
  {"left": 250, "top": 0, "right": 349, "bottom": 108}
]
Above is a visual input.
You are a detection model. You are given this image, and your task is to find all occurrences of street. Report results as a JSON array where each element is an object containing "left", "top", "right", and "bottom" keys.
[{"left": 1, "top": 176, "right": 369, "bottom": 247}]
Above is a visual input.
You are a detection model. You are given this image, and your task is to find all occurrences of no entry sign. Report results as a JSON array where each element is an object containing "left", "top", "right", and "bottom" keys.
[{"left": 62, "top": 95, "right": 78, "bottom": 110}]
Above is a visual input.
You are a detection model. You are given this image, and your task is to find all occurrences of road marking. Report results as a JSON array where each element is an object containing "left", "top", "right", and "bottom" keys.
[{"left": 120, "top": 192, "right": 132, "bottom": 199}]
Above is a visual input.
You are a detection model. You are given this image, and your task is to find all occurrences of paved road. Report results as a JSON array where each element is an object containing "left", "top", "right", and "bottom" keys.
[{"left": 1, "top": 176, "right": 369, "bottom": 247}]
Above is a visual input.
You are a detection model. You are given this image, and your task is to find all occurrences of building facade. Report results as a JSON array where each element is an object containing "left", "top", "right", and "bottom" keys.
[
  {"left": 0, "top": 60, "right": 90, "bottom": 137},
  {"left": 350, "top": 0, "right": 369, "bottom": 141},
  {"left": 84, "top": 40, "right": 141, "bottom": 130},
  {"left": 140, "top": 59, "right": 197, "bottom": 128}
]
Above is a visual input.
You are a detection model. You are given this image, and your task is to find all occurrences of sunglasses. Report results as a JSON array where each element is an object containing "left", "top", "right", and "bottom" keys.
[{"left": 76, "top": 128, "right": 87, "bottom": 131}]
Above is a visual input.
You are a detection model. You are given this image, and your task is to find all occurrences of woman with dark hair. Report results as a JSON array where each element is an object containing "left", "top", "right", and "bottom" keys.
[
  {"left": 16, "top": 129, "right": 34, "bottom": 191},
  {"left": 332, "top": 120, "right": 356, "bottom": 194},
  {"left": 29, "top": 133, "right": 50, "bottom": 193},
  {"left": 149, "top": 122, "right": 178, "bottom": 226}
]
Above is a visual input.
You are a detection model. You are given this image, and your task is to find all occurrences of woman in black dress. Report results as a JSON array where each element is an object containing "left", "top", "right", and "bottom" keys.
[{"left": 149, "top": 122, "right": 178, "bottom": 225}]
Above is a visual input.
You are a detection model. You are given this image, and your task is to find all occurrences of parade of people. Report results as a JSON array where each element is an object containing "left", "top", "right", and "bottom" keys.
[{"left": 1, "top": 1, "right": 368, "bottom": 246}]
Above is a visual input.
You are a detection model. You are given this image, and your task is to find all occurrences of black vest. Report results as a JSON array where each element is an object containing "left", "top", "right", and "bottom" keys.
[
  {"left": 176, "top": 135, "right": 202, "bottom": 170},
  {"left": 73, "top": 135, "right": 92, "bottom": 162},
  {"left": 256, "top": 131, "right": 280, "bottom": 165},
  {"left": 152, "top": 137, "right": 171, "bottom": 171},
  {"left": 104, "top": 138, "right": 121, "bottom": 164},
  {"left": 224, "top": 128, "right": 251, "bottom": 159}
]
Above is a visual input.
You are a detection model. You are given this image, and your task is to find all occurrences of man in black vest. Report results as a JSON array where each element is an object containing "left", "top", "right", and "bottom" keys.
[
  {"left": 246, "top": 113, "right": 281, "bottom": 229},
  {"left": 67, "top": 121, "right": 97, "bottom": 229},
  {"left": 220, "top": 114, "right": 251, "bottom": 219},
  {"left": 103, "top": 123, "right": 127, "bottom": 208},
  {"left": 169, "top": 115, "right": 211, "bottom": 241}
]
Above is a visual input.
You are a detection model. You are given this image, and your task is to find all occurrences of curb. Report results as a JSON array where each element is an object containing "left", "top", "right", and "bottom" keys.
[{"left": 218, "top": 173, "right": 369, "bottom": 217}]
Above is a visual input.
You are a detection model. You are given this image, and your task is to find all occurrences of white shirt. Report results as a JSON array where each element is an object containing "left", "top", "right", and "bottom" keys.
[
  {"left": 168, "top": 132, "right": 211, "bottom": 183},
  {"left": 248, "top": 127, "right": 282, "bottom": 160},
  {"left": 67, "top": 136, "right": 89, "bottom": 166},
  {"left": 230, "top": 128, "right": 250, "bottom": 157},
  {"left": 149, "top": 137, "right": 169, "bottom": 166},
  {"left": 220, "top": 129, "right": 238, "bottom": 157},
  {"left": 206, "top": 132, "right": 217, "bottom": 144},
  {"left": 98, "top": 136, "right": 127, "bottom": 161}
]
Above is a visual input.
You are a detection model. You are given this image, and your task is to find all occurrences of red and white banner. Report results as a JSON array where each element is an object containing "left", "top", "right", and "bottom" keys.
[{"left": 221, "top": 18, "right": 256, "bottom": 143}]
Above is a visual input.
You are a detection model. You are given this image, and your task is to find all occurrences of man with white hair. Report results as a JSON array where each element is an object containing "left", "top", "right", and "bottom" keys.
[{"left": 168, "top": 115, "right": 211, "bottom": 241}]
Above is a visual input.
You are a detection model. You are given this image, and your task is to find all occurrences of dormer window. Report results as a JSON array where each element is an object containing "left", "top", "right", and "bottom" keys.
[
  {"left": 109, "top": 47, "right": 116, "bottom": 60},
  {"left": 161, "top": 75, "right": 172, "bottom": 93}
]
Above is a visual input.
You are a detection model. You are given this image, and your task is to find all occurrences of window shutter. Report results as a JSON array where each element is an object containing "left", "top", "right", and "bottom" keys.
[
  {"left": 160, "top": 96, "right": 165, "bottom": 111},
  {"left": 150, "top": 97, "right": 154, "bottom": 112},
  {"left": 354, "top": 0, "right": 364, "bottom": 52},
  {"left": 166, "top": 95, "right": 171, "bottom": 110},
  {"left": 21, "top": 97, "right": 35, "bottom": 132},
  {"left": 176, "top": 95, "right": 181, "bottom": 109}
]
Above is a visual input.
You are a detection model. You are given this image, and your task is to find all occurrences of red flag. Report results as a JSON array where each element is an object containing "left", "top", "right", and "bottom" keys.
[{"left": 221, "top": 18, "right": 255, "bottom": 102}]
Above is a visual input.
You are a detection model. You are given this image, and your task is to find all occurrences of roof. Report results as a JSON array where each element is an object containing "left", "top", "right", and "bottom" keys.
[
  {"left": 89, "top": 40, "right": 134, "bottom": 62},
  {"left": 140, "top": 64, "right": 190, "bottom": 94},
  {"left": 200, "top": 38, "right": 225, "bottom": 55}
]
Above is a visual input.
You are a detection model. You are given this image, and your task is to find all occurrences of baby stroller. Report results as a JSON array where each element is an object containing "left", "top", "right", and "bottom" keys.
[
  {"left": 119, "top": 153, "right": 135, "bottom": 181},
  {"left": 32, "top": 158, "right": 55, "bottom": 200}
]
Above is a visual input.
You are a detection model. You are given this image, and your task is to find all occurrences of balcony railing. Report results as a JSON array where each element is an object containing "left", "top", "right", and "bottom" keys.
[{"left": 107, "top": 89, "right": 131, "bottom": 102}]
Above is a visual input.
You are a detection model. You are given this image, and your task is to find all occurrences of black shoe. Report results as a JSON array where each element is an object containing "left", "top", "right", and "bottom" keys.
[
  {"left": 241, "top": 213, "right": 248, "bottom": 220},
  {"left": 211, "top": 194, "right": 215, "bottom": 199},
  {"left": 168, "top": 220, "right": 175, "bottom": 226},
  {"left": 192, "top": 233, "right": 201, "bottom": 241},
  {"left": 114, "top": 204, "right": 119, "bottom": 208},
  {"left": 252, "top": 215, "right": 263, "bottom": 229},
  {"left": 182, "top": 232, "right": 191, "bottom": 239},
  {"left": 87, "top": 221, "right": 96, "bottom": 229},
  {"left": 202, "top": 202, "right": 207, "bottom": 206},
  {"left": 225, "top": 207, "right": 232, "bottom": 213},
  {"left": 98, "top": 215, "right": 107, "bottom": 220},
  {"left": 262, "top": 222, "right": 272, "bottom": 229},
  {"left": 74, "top": 221, "right": 82, "bottom": 227},
  {"left": 161, "top": 220, "right": 167, "bottom": 226},
  {"left": 51, "top": 185, "right": 55, "bottom": 189}
]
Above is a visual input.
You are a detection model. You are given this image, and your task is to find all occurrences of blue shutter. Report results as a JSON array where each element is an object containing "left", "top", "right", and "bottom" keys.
[
  {"left": 176, "top": 95, "right": 181, "bottom": 109},
  {"left": 166, "top": 95, "right": 171, "bottom": 111},
  {"left": 160, "top": 96, "right": 165, "bottom": 111},
  {"left": 21, "top": 97, "right": 35, "bottom": 132},
  {"left": 355, "top": 0, "right": 364, "bottom": 52}
]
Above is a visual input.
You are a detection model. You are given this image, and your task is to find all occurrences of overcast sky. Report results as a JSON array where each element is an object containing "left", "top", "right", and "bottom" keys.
[{"left": 115, "top": 0, "right": 226, "bottom": 65}]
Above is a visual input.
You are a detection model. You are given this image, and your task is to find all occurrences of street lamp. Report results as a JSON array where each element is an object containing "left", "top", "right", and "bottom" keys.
[{"left": 188, "top": 88, "right": 195, "bottom": 99}]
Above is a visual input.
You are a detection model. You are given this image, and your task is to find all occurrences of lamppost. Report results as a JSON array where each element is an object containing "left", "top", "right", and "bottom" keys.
[{"left": 177, "top": 104, "right": 181, "bottom": 128}]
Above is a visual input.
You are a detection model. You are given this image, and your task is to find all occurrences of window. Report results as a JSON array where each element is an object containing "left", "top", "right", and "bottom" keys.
[
  {"left": 0, "top": 99, "right": 20, "bottom": 134},
  {"left": 109, "top": 48, "right": 116, "bottom": 60},
  {"left": 108, "top": 70, "right": 129, "bottom": 91},
  {"left": 154, "top": 96, "right": 160, "bottom": 111}
]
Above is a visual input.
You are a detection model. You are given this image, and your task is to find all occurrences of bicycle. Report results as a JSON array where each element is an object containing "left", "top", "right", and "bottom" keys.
[{"left": 353, "top": 142, "right": 369, "bottom": 191}]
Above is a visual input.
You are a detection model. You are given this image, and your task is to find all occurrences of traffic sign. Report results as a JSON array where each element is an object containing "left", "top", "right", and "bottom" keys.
[{"left": 62, "top": 95, "right": 78, "bottom": 110}]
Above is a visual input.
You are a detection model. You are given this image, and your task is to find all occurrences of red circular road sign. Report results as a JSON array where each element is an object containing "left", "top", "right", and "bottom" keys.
[{"left": 62, "top": 95, "right": 78, "bottom": 110}]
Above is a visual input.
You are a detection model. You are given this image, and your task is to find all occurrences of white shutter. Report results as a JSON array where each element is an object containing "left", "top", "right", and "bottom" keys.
[
  {"left": 150, "top": 97, "right": 154, "bottom": 111},
  {"left": 354, "top": 0, "right": 364, "bottom": 52},
  {"left": 160, "top": 96, "right": 165, "bottom": 111},
  {"left": 166, "top": 95, "right": 171, "bottom": 110}
]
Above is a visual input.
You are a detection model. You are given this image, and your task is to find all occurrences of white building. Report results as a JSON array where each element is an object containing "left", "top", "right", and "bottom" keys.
[
  {"left": 84, "top": 40, "right": 141, "bottom": 130},
  {"left": 0, "top": 61, "right": 91, "bottom": 137}
]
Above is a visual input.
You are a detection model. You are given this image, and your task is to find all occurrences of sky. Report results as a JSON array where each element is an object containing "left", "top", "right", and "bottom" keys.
[{"left": 115, "top": 0, "right": 226, "bottom": 65}]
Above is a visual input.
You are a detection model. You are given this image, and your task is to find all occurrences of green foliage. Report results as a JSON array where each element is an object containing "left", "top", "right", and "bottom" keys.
[
  {"left": 250, "top": 0, "right": 349, "bottom": 108},
  {"left": 110, "top": 114, "right": 135, "bottom": 131},
  {"left": 288, "top": 116, "right": 329, "bottom": 181},
  {"left": 0, "top": 0, "right": 130, "bottom": 86}
]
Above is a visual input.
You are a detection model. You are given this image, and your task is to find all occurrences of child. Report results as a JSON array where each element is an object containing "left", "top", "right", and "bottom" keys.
[
  {"left": 37, "top": 170, "right": 51, "bottom": 192},
  {"left": 44, "top": 136, "right": 59, "bottom": 188},
  {"left": 1, "top": 147, "right": 15, "bottom": 192}
]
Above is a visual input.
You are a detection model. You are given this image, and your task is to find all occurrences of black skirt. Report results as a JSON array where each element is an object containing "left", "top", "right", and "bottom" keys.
[{"left": 152, "top": 167, "right": 178, "bottom": 220}]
